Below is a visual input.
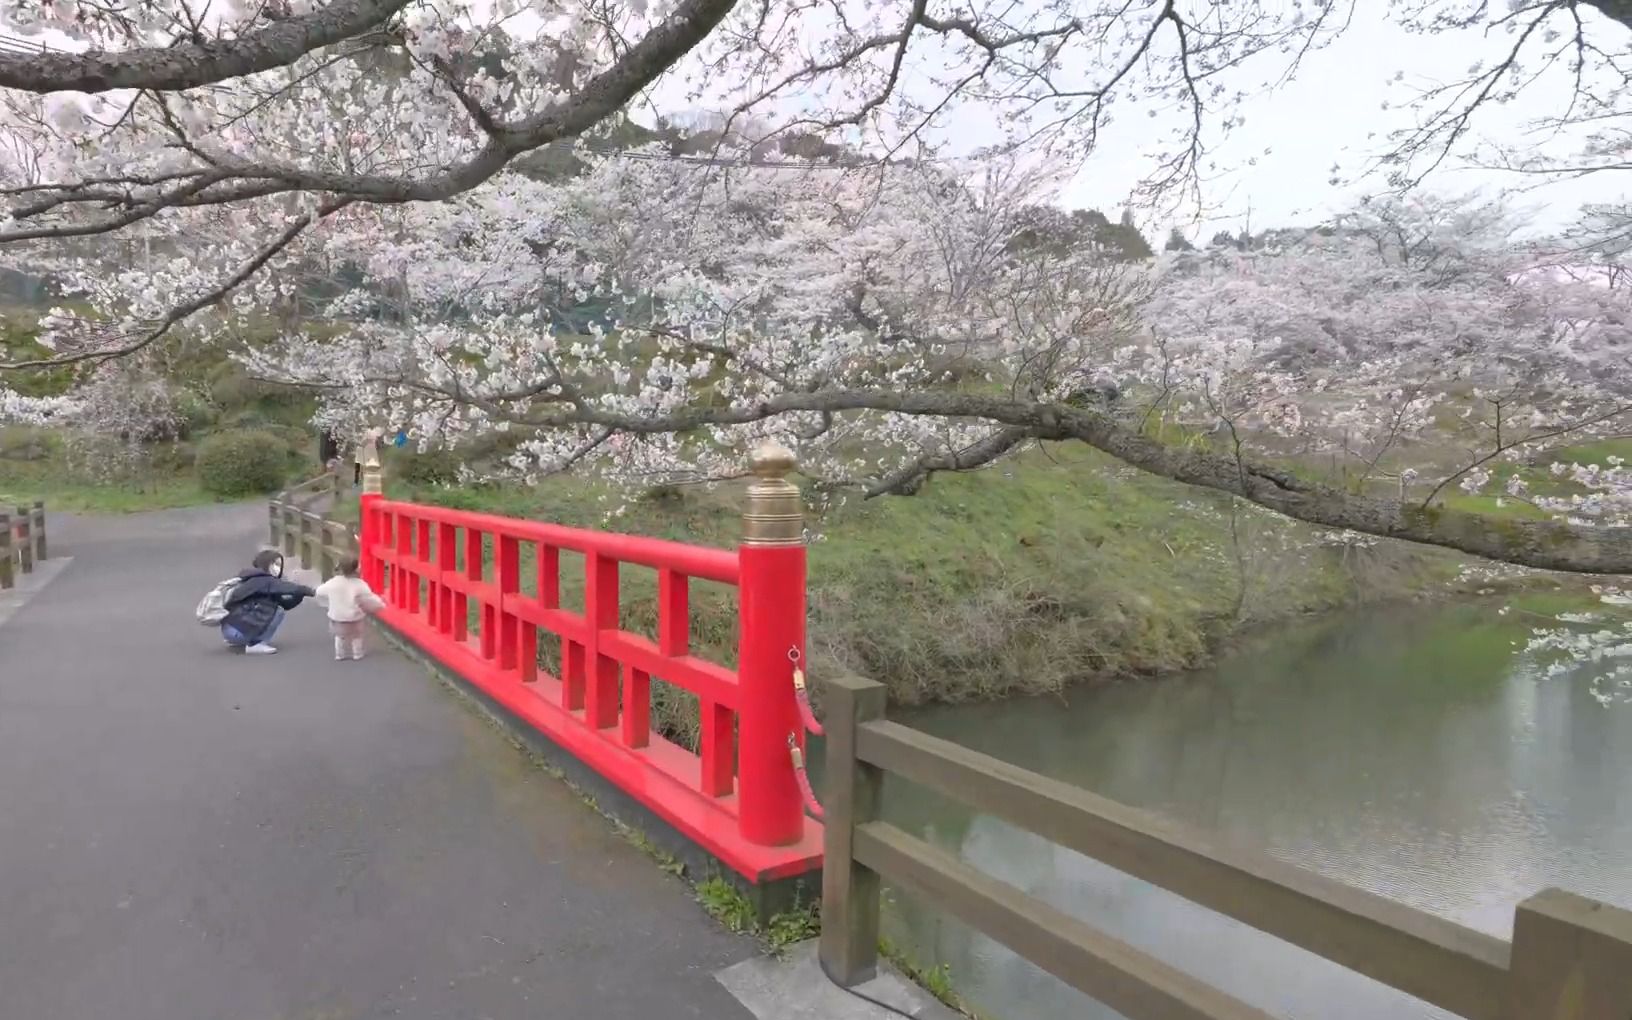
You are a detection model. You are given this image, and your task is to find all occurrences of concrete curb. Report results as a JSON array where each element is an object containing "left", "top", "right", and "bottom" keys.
[
  {"left": 0, "top": 557, "right": 72, "bottom": 631},
  {"left": 716, "top": 940, "right": 963, "bottom": 1020}
]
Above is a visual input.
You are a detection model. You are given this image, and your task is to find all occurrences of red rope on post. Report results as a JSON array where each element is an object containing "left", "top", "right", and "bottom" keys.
[
  {"left": 789, "top": 737, "right": 823, "bottom": 820},
  {"left": 793, "top": 666, "right": 824, "bottom": 737}
]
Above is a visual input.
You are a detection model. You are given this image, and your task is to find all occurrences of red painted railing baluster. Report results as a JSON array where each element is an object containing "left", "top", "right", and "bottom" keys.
[
  {"left": 584, "top": 551, "right": 619, "bottom": 730},
  {"left": 562, "top": 640, "right": 585, "bottom": 710},
  {"left": 394, "top": 512, "right": 411, "bottom": 608},
  {"left": 413, "top": 518, "right": 430, "bottom": 615},
  {"left": 498, "top": 534, "right": 520, "bottom": 673},
  {"left": 437, "top": 522, "right": 456, "bottom": 635},
  {"left": 462, "top": 525, "right": 481, "bottom": 645},
  {"left": 622, "top": 668, "right": 650, "bottom": 748},
  {"left": 377, "top": 510, "right": 394, "bottom": 598},
  {"left": 658, "top": 569, "right": 687, "bottom": 655},
  {"left": 470, "top": 528, "right": 495, "bottom": 660},
  {"left": 424, "top": 524, "right": 439, "bottom": 631},
  {"left": 539, "top": 544, "right": 560, "bottom": 608},
  {"left": 700, "top": 702, "right": 734, "bottom": 797}
]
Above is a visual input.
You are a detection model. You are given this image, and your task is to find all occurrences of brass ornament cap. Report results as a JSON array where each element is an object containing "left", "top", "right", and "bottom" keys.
[{"left": 742, "top": 441, "right": 804, "bottom": 547}]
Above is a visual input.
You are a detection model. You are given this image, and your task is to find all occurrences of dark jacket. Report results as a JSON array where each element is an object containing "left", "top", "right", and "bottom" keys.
[{"left": 222, "top": 569, "right": 314, "bottom": 642}]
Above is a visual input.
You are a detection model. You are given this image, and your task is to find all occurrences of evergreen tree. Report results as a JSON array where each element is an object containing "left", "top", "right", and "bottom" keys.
[{"left": 1164, "top": 227, "right": 1195, "bottom": 252}]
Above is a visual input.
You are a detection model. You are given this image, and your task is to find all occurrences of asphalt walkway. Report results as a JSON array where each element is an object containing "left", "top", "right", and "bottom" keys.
[{"left": 0, "top": 504, "right": 759, "bottom": 1020}]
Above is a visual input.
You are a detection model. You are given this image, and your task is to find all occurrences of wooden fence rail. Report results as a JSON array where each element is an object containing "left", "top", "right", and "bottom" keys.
[
  {"left": 0, "top": 500, "right": 47, "bottom": 591},
  {"left": 819, "top": 673, "right": 1632, "bottom": 1020},
  {"left": 269, "top": 480, "right": 355, "bottom": 583}
]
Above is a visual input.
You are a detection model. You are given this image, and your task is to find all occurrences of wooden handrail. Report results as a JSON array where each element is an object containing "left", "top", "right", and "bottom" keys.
[
  {"left": 280, "top": 469, "right": 340, "bottom": 510},
  {"left": 854, "top": 821, "right": 1275, "bottom": 1020},
  {"left": 818, "top": 673, "right": 1632, "bottom": 1020},
  {"left": 856, "top": 718, "right": 1509, "bottom": 1020}
]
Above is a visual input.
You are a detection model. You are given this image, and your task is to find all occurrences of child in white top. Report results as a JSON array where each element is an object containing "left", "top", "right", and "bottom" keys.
[{"left": 314, "top": 557, "right": 386, "bottom": 661}]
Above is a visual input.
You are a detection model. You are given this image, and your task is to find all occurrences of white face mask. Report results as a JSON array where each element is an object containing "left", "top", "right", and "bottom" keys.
[{"left": 269, "top": 560, "right": 283, "bottom": 578}]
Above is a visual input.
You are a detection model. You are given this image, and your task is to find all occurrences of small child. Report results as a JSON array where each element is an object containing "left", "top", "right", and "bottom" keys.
[{"left": 314, "top": 557, "right": 386, "bottom": 661}]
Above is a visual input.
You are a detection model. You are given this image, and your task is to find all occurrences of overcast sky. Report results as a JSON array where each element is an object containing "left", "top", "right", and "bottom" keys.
[
  {"left": 1053, "top": 5, "right": 1630, "bottom": 239},
  {"left": 4, "top": 1, "right": 1626, "bottom": 242}
]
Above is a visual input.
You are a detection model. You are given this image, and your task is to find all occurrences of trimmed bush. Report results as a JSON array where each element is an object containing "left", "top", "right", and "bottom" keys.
[
  {"left": 196, "top": 429, "right": 288, "bottom": 497},
  {"left": 172, "top": 390, "right": 218, "bottom": 439}
]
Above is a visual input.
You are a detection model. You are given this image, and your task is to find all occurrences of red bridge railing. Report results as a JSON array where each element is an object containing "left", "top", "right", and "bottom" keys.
[{"left": 355, "top": 445, "right": 822, "bottom": 883}]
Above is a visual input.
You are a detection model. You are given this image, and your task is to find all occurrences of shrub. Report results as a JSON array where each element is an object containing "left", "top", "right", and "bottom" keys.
[
  {"left": 196, "top": 430, "right": 289, "bottom": 497},
  {"left": 172, "top": 390, "right": 218, "bottom": 438},
  {"left": 206, "top": 363, "right": 303, "bottom": 410},
  {"left": 390, "top": 446, "right": 462, "bottom": 486}
]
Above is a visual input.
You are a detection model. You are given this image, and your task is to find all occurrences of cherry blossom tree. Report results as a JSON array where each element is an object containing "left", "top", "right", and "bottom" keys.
[
  {"left": 0, "top": 0, "right": 1628, "bottom": 580},
  {"left": 190, "top": 155, "right": 1629, "bottom": 577},
  {"left": 0, "top": 0, "right": 1625, "bottom": 282}
]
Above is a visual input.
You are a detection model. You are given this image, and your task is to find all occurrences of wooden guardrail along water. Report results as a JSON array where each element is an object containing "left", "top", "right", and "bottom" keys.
[
  {"left": 818, "top": 672, "right": 1632, "bottom": 1020},
  {"left": 0, "top": 500, "right": 47, "bottom": 591}
]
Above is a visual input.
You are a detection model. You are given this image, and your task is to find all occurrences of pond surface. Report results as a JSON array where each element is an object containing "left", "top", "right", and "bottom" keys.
[{"left": 878, "top": 602, "right": 1632, "bottom": 1019}]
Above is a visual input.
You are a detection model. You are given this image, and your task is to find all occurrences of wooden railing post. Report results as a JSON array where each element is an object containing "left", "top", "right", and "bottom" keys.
[
  {"left": 819, "top": 674, "right": 888, "bottom": 986},
  {"left": 30, "top": 501, "right": 45, "bottom": 562},
  {"left": 318, "top": 517, "right": 338, "bottom": 578},
  {"left": 282, "top": 498, "right": 298, "bottom": 559},
  {"left": 0, "top": 512, "right": 12, "bottom": 590},
  {"left": 735, "top": 441, "right": 808, "bottom": 847},
  {"left": 1508, "top": 889, "right": 1632, "bottom": 1019},
  {"left": 268, "top": 500, "right": 281, "bottom": 548},
  {"left": 14, "top": 506, "right": 32, "bottom": 575},
  {"left": 299, "top": 512, "right": 315, "bottom": 570}
]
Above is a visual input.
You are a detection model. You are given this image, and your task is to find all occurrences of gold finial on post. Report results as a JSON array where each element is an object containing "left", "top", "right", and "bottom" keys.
[
  {"left": 742, "top": 440, "right": 804, "bottom": 547},
  {"left": 361, "top": 429, "right": 384, "bottom": 496}
]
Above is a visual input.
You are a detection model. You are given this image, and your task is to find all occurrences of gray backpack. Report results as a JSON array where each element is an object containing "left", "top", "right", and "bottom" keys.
[{"left": 195, "top": 578, "right": 239, "bottom": 626}]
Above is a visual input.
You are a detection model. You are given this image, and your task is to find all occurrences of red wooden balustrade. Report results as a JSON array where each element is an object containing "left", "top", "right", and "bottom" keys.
[{"left": 358, "top": 495, "right": 823, "bottom": 883}]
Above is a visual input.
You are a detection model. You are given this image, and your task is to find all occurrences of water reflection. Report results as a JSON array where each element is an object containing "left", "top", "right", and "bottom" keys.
[{"left": 881, "top": 604, "right": 1632, "bottom": 1019}]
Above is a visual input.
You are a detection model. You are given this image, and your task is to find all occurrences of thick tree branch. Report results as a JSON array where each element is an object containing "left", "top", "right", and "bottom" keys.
[
  {"left": 0, "top": 0, "right": 412, "bottom": 93},
  {"left": 0, "top": 0, "right": 742, "bottom": 242},
  {"left": 865, "top": 425, "right": 1035, "bottom": 497},
  {"left": 501, "top": 388, "right": 1632, "bottom": 574}
]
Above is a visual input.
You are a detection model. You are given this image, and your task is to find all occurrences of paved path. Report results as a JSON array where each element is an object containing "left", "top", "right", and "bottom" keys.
[{"left": 0, "top": 505, "right": 758, "bottom": 1020}]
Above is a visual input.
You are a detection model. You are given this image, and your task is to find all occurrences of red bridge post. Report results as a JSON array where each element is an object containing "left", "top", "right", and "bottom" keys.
[
  {"left": 736, "top": 441, "right": 808, "bottom": 847},
  {"left": 358, "top": 433, "right": 384, "bottom": 592}
]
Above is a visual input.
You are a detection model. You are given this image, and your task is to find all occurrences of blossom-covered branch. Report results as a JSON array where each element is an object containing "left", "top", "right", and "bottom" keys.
[{"left": 0, "top": 0, "right": 413, "bottom": 93}]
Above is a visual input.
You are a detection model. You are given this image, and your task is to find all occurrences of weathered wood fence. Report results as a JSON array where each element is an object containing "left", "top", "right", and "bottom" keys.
[
  {"left": 819, "top": 673, "right": 1632, "bottom": 1020},
  {"left": 268, "top": 470, "right": 354, "bottom": 579},
  {"left": 0, "top": 500, "right": 47, "bottom": 590}
]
